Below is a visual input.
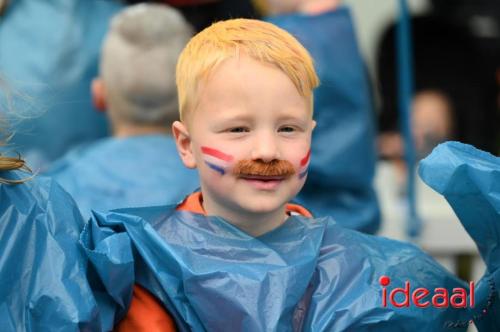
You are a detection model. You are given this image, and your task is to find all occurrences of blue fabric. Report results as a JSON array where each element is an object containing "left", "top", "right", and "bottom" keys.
[
  {"left": 266, "top": 7, "right": 380, "bottom": 234},
  {"left": 419, "top": 141, "right": 500, "bottom": 329},
  {"left": 83, "top": 199, "right": 498, "bottom": 331},
  {"left": 46, "top": 135, "right": 199, "bottom": 221},
  {"left": 0, "top": 172, "right": 126, "bottom": 331},
  {"left": 0, "top": 0, "right": 123, "bottom": 168}
]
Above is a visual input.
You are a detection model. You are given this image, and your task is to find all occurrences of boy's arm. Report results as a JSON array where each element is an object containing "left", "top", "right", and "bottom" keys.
[{"left": 419, "top": 141, "right": 500, "bottom": 329}]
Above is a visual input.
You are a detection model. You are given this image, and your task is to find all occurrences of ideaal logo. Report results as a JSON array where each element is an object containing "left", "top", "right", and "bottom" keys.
[{"left": 379, "top": 276, "right": 475, "bottom": 308}]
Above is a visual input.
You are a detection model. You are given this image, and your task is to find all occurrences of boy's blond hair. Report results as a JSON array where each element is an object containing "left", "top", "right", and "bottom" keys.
[{"left": 176, "top": 18, "right": 319, "bottom": 122}]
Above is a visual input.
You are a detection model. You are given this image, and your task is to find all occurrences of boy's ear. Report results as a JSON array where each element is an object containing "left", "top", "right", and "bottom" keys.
[
  {"left": 172, "top": 121, "right": 197, "bottom": 169},
  {"left": 312, "top": 120, "right": 317, "bottom": 131},
  {"left": 91, "top": 78, "right": 107, "bottom": 112}
]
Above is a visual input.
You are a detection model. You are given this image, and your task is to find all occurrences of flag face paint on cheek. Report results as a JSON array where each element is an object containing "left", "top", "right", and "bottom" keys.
[
  {"left": 299, "top": 149, "right": 310, "bottom": 179},
  {"left": 201, "top": 146, "right": 234, "bottom": 175}
]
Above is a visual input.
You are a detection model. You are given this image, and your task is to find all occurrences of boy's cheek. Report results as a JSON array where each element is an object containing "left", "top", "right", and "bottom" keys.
[
  {"left": 199, "top": 145, "right": 236, "bottom": 176},
  {"left": 296, "top": 148, "right": 311, "bottom": 179}
]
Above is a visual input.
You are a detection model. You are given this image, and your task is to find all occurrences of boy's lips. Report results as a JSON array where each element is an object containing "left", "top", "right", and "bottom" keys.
[
  {"left": 239, "top": 175, "right": 286, "bottom": 181},
  {"left": 238, "top": 174, "right": 286, "bottom": 190}
]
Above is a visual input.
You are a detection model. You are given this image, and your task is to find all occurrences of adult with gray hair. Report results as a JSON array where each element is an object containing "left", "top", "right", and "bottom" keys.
[{"left": 46, "top": 3, "right": 199, "bottom": 220}]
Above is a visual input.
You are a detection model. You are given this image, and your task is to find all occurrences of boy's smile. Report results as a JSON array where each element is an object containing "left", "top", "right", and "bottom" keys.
[{"left": 173, "top": 54, "right": 315, "bottom": 235}]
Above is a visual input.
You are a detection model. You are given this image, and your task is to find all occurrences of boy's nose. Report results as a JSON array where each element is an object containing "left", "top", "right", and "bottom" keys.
[{"left": 251, "top": 132, "right": 281, "bottom": 162}]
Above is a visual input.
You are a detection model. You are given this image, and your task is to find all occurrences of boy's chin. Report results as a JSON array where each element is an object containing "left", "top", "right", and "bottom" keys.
[{"left": 234, "top": 194, "right": 292, "bottom": 215}]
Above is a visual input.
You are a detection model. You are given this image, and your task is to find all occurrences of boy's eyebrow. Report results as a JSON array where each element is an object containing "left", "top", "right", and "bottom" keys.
[
  {"left": 273, "top": 111, "right": 312, "bottom": 125},
  {"left": 211, "top": 107, "right": 310, "bottom": 124},
  {"left": 215, "top": 113, "right": 254, "bottom": 123},
  {"left": 276, "top": 114, "right": 308, "bottom": 122},
  {"left": 215, "top": 114, "right": 307, "bottom": 125}
]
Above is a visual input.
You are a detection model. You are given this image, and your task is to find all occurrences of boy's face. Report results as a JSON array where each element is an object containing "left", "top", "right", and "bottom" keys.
[{"left": 174, "top": 55, "right": 314, "bottom": 218}]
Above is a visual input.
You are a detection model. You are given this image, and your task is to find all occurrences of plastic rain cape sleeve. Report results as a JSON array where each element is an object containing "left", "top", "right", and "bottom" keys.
[
  {"left": 83, "top": 141, "right": 499, "bottom": 331},
  {"left": 419, "top": 141, "right": 500, "bottom": 330},
  {"left": 0, "top": 173, "right": 128, "bottom": 332}
]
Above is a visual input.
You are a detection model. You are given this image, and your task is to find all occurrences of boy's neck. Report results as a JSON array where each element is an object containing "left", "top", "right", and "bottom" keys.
[{"left": 202, "top": 193, "right": 288, "bottom": 237}]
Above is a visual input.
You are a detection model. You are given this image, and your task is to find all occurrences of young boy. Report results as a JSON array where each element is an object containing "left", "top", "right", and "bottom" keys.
[{"left": 84, "top": 18, "right": 499, "bottom": 331}]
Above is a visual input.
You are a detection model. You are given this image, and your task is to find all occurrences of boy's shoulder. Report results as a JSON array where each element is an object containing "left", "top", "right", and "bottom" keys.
[{"left": 92, "top": 196, "right": 429, "bottom": 273}]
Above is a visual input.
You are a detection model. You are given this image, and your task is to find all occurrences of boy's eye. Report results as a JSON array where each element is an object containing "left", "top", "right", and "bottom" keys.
[
  {"left": 228, "top": 127, "right": 249, "bottom": 133},
  {"left": 278, "top": 126, "right": 295, "bottom": 133}
]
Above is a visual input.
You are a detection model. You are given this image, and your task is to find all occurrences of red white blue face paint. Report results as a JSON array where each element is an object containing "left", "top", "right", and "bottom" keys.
[
  {"left": 298, "top": 149, "right": 310, "bottom": 179},
  {"left": 201, "top": 146, "right": 234, "bottom": 175}
]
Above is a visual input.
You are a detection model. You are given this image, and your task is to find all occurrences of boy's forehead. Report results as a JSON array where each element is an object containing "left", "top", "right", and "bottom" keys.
[
  {"left": 199, "top": 55, "right": 296, "bottom": 95},
  {"left": 181, "top": 49, "right": 315, "bottom": 128},
  {"left": 202, "top": 56, "right": 305, "bottom": 100}
]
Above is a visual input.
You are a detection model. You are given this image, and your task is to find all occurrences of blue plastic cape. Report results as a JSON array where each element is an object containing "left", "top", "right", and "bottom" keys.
[
  {"left": 266, "top": 7, "right": 380, "bottom": 233},
  {"left": 46, "top": 135, "right": 199, "bottom": 220},
  {"left": 84, "top": 200, "right": 498, "bottom": 330},
  {"left": 0, "top": 172, "right": 125, "bottom": 331},
  {"left": 419, "top": 141, "right": 500, "bottom": 330},
  {"left": 0, "top": 0, "right": 123, "bottom": 168}
]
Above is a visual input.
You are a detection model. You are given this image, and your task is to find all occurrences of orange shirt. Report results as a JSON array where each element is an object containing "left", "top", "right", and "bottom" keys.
[{"left": 115, "top": 192, "right": 311, "bottom": 331}]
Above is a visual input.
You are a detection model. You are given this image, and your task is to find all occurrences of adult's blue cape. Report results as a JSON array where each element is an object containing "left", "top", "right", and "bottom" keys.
[
  {"left": 1, "top": 142, "right": 499, "bottom": 331},
  {"left": 266, "top": 7, "right": 380, "bottom": 234}
]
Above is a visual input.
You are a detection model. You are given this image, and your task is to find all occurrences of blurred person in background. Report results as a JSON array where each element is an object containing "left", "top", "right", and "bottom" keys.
[
  {"left": 0, "top": 0, "right": 123, "bottom": 170},
  {"left": 46, "top": 4, "right": 199, "bottom": 220},
  {"left": 125, "top": 0, "right": 260, "bottom": 32},
  {"left": 377, "top": 89, "right": 456, "bottom": 186},
  {"left": 263, "top": 0, "right": 380, "bottom": 233},
  {"left": 377, "top": 0, "right": 500, "bottom": 162}
]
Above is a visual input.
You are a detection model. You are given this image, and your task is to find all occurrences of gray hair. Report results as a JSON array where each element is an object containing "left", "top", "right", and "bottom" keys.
[{"left": 101, "top": 4, "right": 193, "bottom": 125}]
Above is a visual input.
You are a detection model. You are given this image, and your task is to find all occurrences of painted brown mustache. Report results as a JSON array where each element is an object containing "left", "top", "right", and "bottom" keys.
[{"left": 233, "top": 159, "right": 296, "bottom": 177}]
